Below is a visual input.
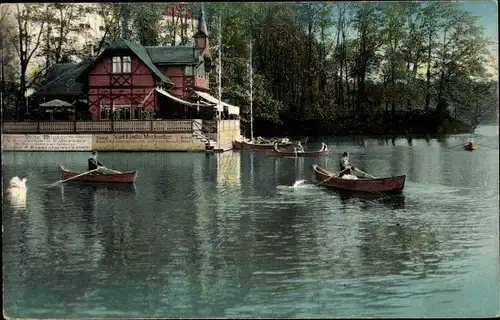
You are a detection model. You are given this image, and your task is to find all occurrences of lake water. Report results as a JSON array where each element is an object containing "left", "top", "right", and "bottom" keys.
[{"left": 2, "top": 126, "right": 499, "bottom": 318}]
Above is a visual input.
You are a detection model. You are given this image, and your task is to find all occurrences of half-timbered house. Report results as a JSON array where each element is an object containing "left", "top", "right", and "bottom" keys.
[{"left": 33, "top": 8, "right": 238, "bottom": 121}]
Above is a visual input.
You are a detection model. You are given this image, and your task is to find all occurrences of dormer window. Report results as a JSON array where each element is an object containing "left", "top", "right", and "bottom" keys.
[
  {"left": 112, "top": 56, "right": 132, "bottom": 74},
  {"left": 122, "top": 56, "right": 131, "bottom": 73}
]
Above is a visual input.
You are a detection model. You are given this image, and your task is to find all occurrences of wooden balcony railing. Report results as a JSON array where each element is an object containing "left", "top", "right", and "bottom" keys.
[
  {"left": 1, "top": 120, "right": 194, "bottom": 134},
  {"left": 1, "top": 120, "right": 240, "bottom": 135}
]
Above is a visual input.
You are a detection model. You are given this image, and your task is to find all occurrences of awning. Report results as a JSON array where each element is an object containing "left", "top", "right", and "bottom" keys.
[
  {"left": 194, "top": 91, "right": 240, "bottom": 115},
  {"left": 39, "top": 99, "right": 72, "bottom": 107},
  {"left": 156, "top": 88, "right": 208, "bottom": 107}
]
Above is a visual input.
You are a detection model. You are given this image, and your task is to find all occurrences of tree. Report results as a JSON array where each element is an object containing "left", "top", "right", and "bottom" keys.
[
  {"left": 1, "top": 5, "right": 20, "bottom": 119},
  {"left": 132, "top": 4, "right": 164, "bottom": 46},
  {"left": 161, "top": 3, "right": 196, "bottom": 46},
  {"left": 351, "top": 3, "right": 383, "bottom": 111},
  {"left": 420, "top": 2, "right": 443, "bottom": 111},
  {"left": 448, "top": 77, "right": 497, "bottom": 131},
  {"left": 10, "top": 4, "right": 51, "bottom": 118}
]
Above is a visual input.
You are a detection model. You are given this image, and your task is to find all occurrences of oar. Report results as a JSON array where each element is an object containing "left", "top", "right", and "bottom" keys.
[
  {"left": 315, "top": 167, "right": 351, "bottom": 186},
  {"left": 353, "top": 167, "right": 377, "bottom": 179},
  {"left": 476, "top": 143, "right": 498, "bottom": 150},
  {"left": 447, "top": 144, "right": 464, "bottom": 149},
  {"left": 48, "top": 168, "right": 99, "bottom": 187},
  {"left": 101, "top": 166, "right": 123, "bottom": 174}
]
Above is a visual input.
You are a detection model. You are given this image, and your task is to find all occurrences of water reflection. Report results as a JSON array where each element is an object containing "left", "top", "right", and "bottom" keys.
[
  {"left": 214, "top": 151, "right": 241, "bottom": 192},
  {"left": 358, "top": 219, "right": 440, "bottom": 277},
  {"left": 406, "top": 136, "right": 413, "bottom": 146},
  {"left": 1, "top": 127, "right": 499, "bottom": 318},
  {"left": 5, "top": 187, "right": 27, "bottom": 212},
  {"left": 335, "top": 190, "right": 406, "bottom": 211}
]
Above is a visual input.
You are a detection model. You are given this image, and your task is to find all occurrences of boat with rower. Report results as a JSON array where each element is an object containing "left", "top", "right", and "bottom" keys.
[
  {"left": 266, "top": 142, "right": 329, "bottom": 157},
  {"left": 59, "top": 166, "right": 137, "bottom": 184},
  {"left": 463, "top": 141, "right": 478, "bottom": 151},
  {"left": 312, "top": 164, "right": 405, "bottom": 193}
]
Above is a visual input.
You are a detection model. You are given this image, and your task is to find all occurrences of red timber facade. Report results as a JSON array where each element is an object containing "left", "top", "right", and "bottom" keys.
[{"left": 33, "top": 7, "right": 214, "bottom": 121}]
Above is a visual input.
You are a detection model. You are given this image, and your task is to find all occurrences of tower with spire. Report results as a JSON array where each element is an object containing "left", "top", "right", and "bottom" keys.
[{"left": 193, "top": 4, "right": 209, "bottom": 59}]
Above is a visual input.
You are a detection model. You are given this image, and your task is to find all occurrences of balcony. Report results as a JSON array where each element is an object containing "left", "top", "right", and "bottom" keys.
[{"left": 194, "top": 77, "right": 209, "bottom": 90}]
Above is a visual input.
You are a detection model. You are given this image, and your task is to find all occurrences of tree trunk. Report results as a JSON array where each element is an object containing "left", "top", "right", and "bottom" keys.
[{"left": 424, "top": 32, "right": 432, "bottom": 111}]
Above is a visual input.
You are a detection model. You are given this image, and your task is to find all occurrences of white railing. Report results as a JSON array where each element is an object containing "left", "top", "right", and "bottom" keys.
[
  {"left": 1, "top": 120, "right": 240, "bottom": 135},
  {"left": 1, "top": 120, "right": 194, "bottom": 133}
]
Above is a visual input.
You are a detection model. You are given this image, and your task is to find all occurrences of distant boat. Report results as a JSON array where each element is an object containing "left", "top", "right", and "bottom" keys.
[
  {"left": 266, "top": 142, "right": 328, "bottom": 157},
  {"left": 463, "top": 141, "right": 478, "bottom": 151},
  {"left": 235, "top": 138, "right": 294, "bottom": 150}
]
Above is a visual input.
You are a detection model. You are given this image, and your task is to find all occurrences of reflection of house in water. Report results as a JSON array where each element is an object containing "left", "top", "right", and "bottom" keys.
[
  {"left": 188, "top": 152, "right": 259, "bottom": 314},
  {"left": 214, "top": 152, "right": 241, "bottom": 191}
]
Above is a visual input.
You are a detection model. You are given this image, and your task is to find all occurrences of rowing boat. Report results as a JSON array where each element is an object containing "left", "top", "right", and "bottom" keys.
[
  {"left": 463, "top": 142, "right": 477, "bottom": 151},
  {"left": 312, "top": 164, "right": 405, "bottom": 193},
  {"left": 266, "top": 142, "right": 329, "bottom": 157},
  {"left": 59, "top": 166, "right": 137, "bottom": 183},
  {"left": 238, "top": 139, "right": 295, "bottom": 150},
  {"left": 233, "top": 140, "right": 243, "bottom": 149}
]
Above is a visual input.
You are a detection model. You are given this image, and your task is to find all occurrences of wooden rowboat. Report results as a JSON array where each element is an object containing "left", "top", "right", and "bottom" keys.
[
  {"left": 232, "top": 140, "right": 243, "bottom": 150},
  {"left": 463, "top": 142, "right": 478, "bottom": 151},
  {"left": 238, "top": 139, "right": 295, "bottom": 150},
  {"left": 60, "top": 166, "right": 137, "bottom": 183},
  {"left": 312, "top": 164, "right": 405, "bottom": 194},
  {"left": 266, "top": 142, "right": 329, "bottom": 157}
]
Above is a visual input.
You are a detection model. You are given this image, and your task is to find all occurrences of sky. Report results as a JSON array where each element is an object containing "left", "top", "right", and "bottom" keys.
[
  {"left": 458, "top": 0, "right": 498, "bottom": 77},
  {"left": 458, "top": 0, "right": 498, "bottom": 54}
]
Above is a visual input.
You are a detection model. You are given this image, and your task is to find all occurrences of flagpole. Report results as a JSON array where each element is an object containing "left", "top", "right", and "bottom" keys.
[
  {"left": 249, "top": 39, "right": 253, "bottom": 142},
  {"left": 217, "top": 13, "right": 222, "bottom": 150}
]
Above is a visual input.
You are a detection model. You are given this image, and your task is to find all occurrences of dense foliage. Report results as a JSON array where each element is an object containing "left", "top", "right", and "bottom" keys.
[
  {"left": 203, "top": 2, "right": 497, "bottom": 135},
  {"left": 1, "top": 2, "right": 497, "bottom": 135}
]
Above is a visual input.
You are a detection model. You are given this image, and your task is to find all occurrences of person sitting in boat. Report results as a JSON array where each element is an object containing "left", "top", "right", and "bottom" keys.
[
  {"left": 88, "top": 150, "right": 104, "bottom": 174},
  {"left": 339, "top": 152, "right": 355, "bottom": 177},
  {"left": 295, "top": 141, "right": 305, "bottom": 153}
]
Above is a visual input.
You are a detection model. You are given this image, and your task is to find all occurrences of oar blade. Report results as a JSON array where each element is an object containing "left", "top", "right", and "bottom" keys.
[{"left": 292, "top": 179, "right": 307, "bottom": 187}]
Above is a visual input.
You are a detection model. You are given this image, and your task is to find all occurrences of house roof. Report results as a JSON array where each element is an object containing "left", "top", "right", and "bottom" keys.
[
  {"left": 36, "top": 38, "right": 207, "bottom": 97},
  {"left": 34, "top": 61, "right": 92, "bottom": 96},
  {"left": 76, "top": 38, "right": 174, "bottom": 85},
  {"left": 146, "top": 46, "right": 199, "bottom": 65},
  {"left": 41, "top": 63, "right": 75, "bottom": 86}
]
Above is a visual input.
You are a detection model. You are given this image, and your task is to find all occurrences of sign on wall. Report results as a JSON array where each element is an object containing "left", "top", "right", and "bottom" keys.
[
  {"left": 2, "top": 134, "right": 93, "bottom": 151},
  {"left": 92, "top": 133, "right": 205, "bottom": 151}
]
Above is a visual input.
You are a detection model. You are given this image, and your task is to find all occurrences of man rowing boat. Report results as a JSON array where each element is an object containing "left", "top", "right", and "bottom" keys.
[
  {"left": 294, "top": 141, "right": 305, "bottom": 154},
  {"left": 88, "top": 150, "right": 104, "bottom": 174},
  {"left": 339, "top": 151, "right": 355, "bottom": 177}
]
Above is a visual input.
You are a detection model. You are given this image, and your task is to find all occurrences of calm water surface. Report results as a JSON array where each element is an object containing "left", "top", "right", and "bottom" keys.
[{"left": 2, "top": 126, "right": 499, "bottom": 318}]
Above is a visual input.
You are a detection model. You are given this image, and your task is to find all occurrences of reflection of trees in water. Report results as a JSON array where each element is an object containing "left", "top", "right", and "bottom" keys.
[
  {"left": 181, "top": 202, "right": 321, "bottom": 316},
  {"left": 187, "top": 207, "right": 256, "bottom": 316},
  {"left": 337, "top": 191, "right": 406, "bottom": 211},
  {"left": 358, "top": 219, "right": 441, "bottom": 278},
  {"left": 38, "top": 185, "right": 142, "bottom": 313},
  {"left": 406, "top": 136, "right": 413, "bottom": 146},
  {"left": 389, "top": 146, "right": 407, "bottom": 177},
  {"left": 2, "top": 202, "right": 31, "bottom": 308},
  {"left": 353, "top": 218, "right": 471, "bottom": 311}
]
